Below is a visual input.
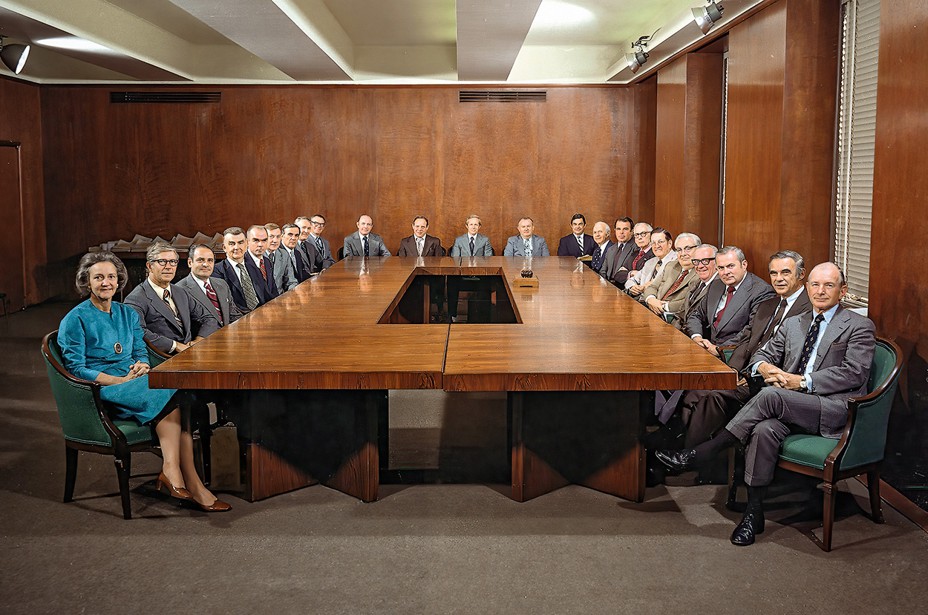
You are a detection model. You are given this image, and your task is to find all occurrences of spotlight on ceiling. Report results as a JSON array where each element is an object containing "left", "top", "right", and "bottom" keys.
[
  {"left": 692, "top": 1, "right": 725, "bottom": 35},
  {"left": 626, "top": 35, "right": 652, "bottom": 74},
  {"left": 0, "top": 36, "right": 31, "bottom": 75}
]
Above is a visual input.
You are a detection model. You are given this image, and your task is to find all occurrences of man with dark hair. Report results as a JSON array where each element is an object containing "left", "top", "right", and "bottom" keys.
[
  {"left": 177, "top": 244, "right": 242, "bottom": 330},
  {"left": 398, "top": 215, "right": 443, "bottom": 257},
  {"left": 213, "top": 225, "right": 279, "bottom": 313},
  {"left": 556, "top": 213, "right": 596, "bottom": 257},
  {"left": 279, "top": 223, "right": 311, "bottom": 281},
  {"left": 611, "top": 221, "right": 653, "bottom": 287},
  {"left": 656, "top": 262, "right": 875, "bottom": 546},
  {"left": 601, "top": 216, "right": 636, "bottom": 281},
  {"left": 264, "top": 222, "right": 298, "bottom": 292}
]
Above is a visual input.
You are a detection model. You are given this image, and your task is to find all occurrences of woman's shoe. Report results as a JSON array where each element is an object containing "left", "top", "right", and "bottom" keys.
[
  {"left": 156, "top": 472, "right": 193, "bottom": 501},
  {"left": 195, "top": 498, "right": 232, "bottom": 513}
]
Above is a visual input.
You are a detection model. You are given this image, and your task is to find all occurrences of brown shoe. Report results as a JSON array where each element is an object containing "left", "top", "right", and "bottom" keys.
[
  {"left": 196, "top": 498, "right": 232, "bottom": 513},
  {"left": 156, "top": 472, "right": 193, "bottom": 501}
]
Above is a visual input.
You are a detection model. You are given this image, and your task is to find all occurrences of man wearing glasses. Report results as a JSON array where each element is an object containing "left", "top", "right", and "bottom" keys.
[
  {"left": 125, "top": 242, "right": 218, "bottom": 354},
  {"left": 297, "top": 214, "right": 336, "bottom": 272},
  {"left": 641, "top": 232, "right": 701, "bottom": 321},
  {"left": 610, "top": 222, "right": 653, "bottom": 287},
  {"left": 679, "top": 244, "right": 719, "bottom": 330},
  {"left": 625, "top": 228, "right": 677, "bottom": 296}
]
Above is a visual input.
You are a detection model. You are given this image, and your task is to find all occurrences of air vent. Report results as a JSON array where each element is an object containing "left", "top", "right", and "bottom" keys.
[
  {"left": 110, "top": 91, "right": 222, "bottom": 104},
  {"left": 459, "top": 90, "right": 546, "bottom": 103}
]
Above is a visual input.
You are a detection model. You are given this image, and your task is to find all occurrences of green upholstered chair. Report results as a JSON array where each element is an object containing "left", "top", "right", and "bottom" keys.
[
  {"left": 42, "top": 331, "right": 155, "bottom": 519},
  {"left": 729, "top": 337, "right": 903, "bottom": 551}
]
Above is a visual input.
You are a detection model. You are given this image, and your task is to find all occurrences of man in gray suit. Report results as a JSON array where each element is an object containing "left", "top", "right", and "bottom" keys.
[
  {"left": 600, "top": 217, "right": 636, "bottom": 282},
  {"left": 503, "top": 217, "right": 550, "bottom": 257},
  {"left": 264, "top": 222, "right": 298, "bottom": 292},
  {"left": 450, "top": 214, "right": 494, "bottom": 257},
  {"left": 125, "top": 242, "right": 219, "bottom": 354},
  {"left": 297, "top": 214, "right": 336, "bottom": 271},
  {"left": 177, "top": 244, "right": 242, "bottom": 331},
  {"left": 344, "top": 214, "right": 391, "bottom": 257},
  {"left": 686, "top": 246, "right": 775, "bottom": 354},
  {"left": 656, "top": 262, "right": 875, "bottom": 546}
]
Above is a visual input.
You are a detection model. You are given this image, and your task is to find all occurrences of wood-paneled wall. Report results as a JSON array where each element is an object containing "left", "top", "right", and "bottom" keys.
[
  {"left": 38, "top": 85, "right": 652, "bottom": 296},
  {"left": 722, "top": 0, "right": 838, "bottom": 271},
  {"left": 0, "top": 77, "right": 46, "bottom": 309}
]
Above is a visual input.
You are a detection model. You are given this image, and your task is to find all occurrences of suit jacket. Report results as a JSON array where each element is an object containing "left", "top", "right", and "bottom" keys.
[
  {"left": 612, "top": 246, "right": 652, "bottom": 286},
  {"left": 556, "top": 233, "right": 596, "bottom": 257},
  {"left": 640, "top": 261, "right": 698, "bottom": 316},
  {"left": 344, "top": 232, "right": 391, "bottom": 257},
  {"left": 176, "top": 273, "right": 242, "bottom": 330},
  {"left": 267, "top": 249, "right": 298, "bottom": 292},
  {"left": 726, "top": 288, "right": 813, "bottom": 372},
  {"left": 503, "top": 235, "right": 550, "bottom": 257},
  {"left": 450, "top": 233, "right": 493, "bottom": 257},
  {"left": 213, "top": 256, "right": 280, "bottom": 313},
  {"left": 124, "top": 280, "right": 219, "bottom": 353},
  {"left": 281, "top": 245, "right": 311, "bottom": 281},
  {"left": 590, "top": 241, "right": 614, "bottom": 274},
  {"left": 686, "top": 273, "right": 775, "bottom": 345},
  {"left": 303, "top": 235, "right": 335, "bottom": 271},
  {"left": 679, "top": 275, "right": 716, "bottom": 333},
  {"left": 397, "top": 235, "right": 443, "bottom": 257},
  {"left": 601, "top": 241, "right": 636, "bottom": 282},
  {"left": 746, "top": 306, "right": 875, "bottom": 437}
]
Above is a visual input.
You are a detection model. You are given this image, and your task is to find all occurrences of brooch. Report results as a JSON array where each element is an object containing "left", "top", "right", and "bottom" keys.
[{"left": 114, "top": 342, "right": 123, "bottom": 354}]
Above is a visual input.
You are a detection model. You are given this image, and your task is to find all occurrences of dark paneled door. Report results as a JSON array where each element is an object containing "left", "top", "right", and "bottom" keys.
[{"left": 0, "top": 143, "right": 25, "bottom": 311}]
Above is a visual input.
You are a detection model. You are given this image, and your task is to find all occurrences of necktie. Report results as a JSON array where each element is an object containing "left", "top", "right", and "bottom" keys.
[
  {"left": 363, "top": 235, "right": 369, "bottom": 257},
  {"left": 315, "top": 237, "right": 324, "bottom": 263},
  {"left": 259, "top": 257, "right": 267, "bottom": 280},
  {"left": 576, "top": 235, "right": 584, "bottom": 251},
  {"left": 632, "top": 249, "right": 647, "bottom": 270},
  {"left": 662, "top": 270, "right": 689, "bottom": 299},
  {"left": 797, "top": 314, "right": 825, "bottom": 375},
  {"left": 237, "top": 263, "right": 259, "bottom": 311},
  {"left": 203, "top": 280, "right": 223, "bottom": 325},
  {"left": 267, "top": 250, "right": 275, "bottom": 264},
  {"left": 524, "top": 239, "right": 532, "bottom": 258},
  {"left": 713, "top": 285, "right": 736, "bottom": 328},
  {"left": 592, "top": 246, "right": 603, "bottom": 271},
  {"left": 288, "top": 248, "right": 297, "bottom": 271},
  {"left": 469, "top": 236, "right": 475, "bottom": 256},
  {"left": 759, "top": 298, "right": 789, "bottom": 346},
  {"left": 162, "top": 288, "right": 182, "bottom": 327},
  {"left": 417, "top": 237, "right": 424, "bottom": 256}
]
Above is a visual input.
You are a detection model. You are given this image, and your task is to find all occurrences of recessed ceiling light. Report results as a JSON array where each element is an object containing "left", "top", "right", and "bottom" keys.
[
  {"left": 36, "top": 36, "right": 114, "bottom": 54},
  {"left": 532, "top": 0, "right": 595, "bottom": 30}
]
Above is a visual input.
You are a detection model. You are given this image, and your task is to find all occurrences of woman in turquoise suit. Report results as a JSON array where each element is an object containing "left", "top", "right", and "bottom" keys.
[{"left": 58, "top": 252, "right": 230, "bottom": 513}]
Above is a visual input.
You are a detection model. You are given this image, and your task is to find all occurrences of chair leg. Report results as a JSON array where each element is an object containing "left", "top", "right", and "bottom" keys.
[
  {"left": 821, "top": 481, "right": 836, "bottom": 552},
  {"left": 64, "top": 446, "right": 78, "bottom": 503},
  {"left": 114, "top": 455, "right": 133, "bottom": 520},
  {"left": 867, "top": 469, "right": 885, "bottom": 524}
]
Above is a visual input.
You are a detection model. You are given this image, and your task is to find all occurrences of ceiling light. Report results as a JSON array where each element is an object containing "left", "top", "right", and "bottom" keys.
[
  {"left": 692, "top": 1, "right": 725, "bottom": 35},
  {"left": 626, "top": 36, "right": 651, "bottom": 74},
  {"left": 0, "top": 36, "right": 30, "bottom": 75},
  {"left": 532, "top": 0, "right": 595, "bottom": 30},
  {"left": 35, "top": 36, "right": 114, "bottom": 54}
]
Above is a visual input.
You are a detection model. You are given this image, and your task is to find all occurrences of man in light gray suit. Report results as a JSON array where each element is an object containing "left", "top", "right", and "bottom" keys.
[
  {"left": 177, "top": 244, "right": 242, "bottom": 331},
  {"left": 656, "top": 262, "right": 875, "bottom": 546},
  {"left": 125, "top": 242, "right": 219, "bottom": 354},
  {"left": 264, "top": 223, "right": 298, "bottom": 292},
  {"left": 449, "top": 214, "right": 493, "bottom": 257},
  {"left": 344, "top": 214, "right": 391, "bottom": 257},
  {"left": 503, "top": 217, "right": 550, "bottom": 257}
]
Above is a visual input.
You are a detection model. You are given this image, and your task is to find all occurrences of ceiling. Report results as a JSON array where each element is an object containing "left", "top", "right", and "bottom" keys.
[{"left": 0, "top": 0, "right": 757, "bottom": 85}]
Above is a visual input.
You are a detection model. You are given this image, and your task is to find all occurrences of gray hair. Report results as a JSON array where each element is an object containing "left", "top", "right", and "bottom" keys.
[
  {"left": 677, "top": 232, "right": 701, "bottom": 246},
  {"left": 769, "top": 249, "right": 805, "bottom": 273},
  {"left": 716, "top": 246, "right": 746, "bottom": 262},
  {"left": 694, "top": 243, "right": 718, "bottom": 256},
  {"left": 146, "top": 241, "right": 177, "bottom": 262},
  {"left": 281, "top": 223, "right": 300, "bottom": 233},
  {"left": 75, "top": 251, "right": 128, "bottom": 296}
]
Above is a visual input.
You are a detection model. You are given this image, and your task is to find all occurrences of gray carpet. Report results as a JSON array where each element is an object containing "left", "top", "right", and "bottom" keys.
[{"left": 2, "top": 304, "right": 927, "bottom": 614}]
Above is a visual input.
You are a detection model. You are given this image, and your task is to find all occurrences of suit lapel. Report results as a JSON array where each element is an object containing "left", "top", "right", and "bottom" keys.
[
  {"left": 718, "top": 275, "right": 752, "bottom": 330},
  {"left": 813, "top": 307, "right": 850, "bottom": 369},
  {"left": 145, "top": 283, "right": 184, "bottom": 334}
]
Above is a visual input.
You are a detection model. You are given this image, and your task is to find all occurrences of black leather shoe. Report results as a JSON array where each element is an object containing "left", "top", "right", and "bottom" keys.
[
  {"left": 730, "top": 509, "right": 765, "bottom": 546},
  {"left": 654, "top": 449, "right": 697, "bottom": 473}
]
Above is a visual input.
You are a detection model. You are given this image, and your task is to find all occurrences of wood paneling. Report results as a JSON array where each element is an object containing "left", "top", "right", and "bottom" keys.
[
  {"left": 0, "top": 77, "right": 46, "bottom": 308},
  {"left": 655, "top": 58, "right": 687, "bottom": 231},
  {"left": 626, "top": 77, "right": 657, "bottom": 223},
  {"left": 40, "top": 85, "right": 648, "bottom": 297},
  {"left": 723, "top": 0, "right": 838, "bottom": 271}
]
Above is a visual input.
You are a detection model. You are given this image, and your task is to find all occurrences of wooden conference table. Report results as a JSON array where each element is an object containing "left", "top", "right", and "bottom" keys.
[{"left": 150, "top": 256, "right": 736, "bottom": 502}]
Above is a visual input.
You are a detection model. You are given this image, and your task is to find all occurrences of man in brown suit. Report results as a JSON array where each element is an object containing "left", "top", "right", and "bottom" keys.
[
  {"left": 397, "top": 215, "right": 443, "bottom": 257},
  {"left": 641, "top": 232, "right": 701, "bottom": 322}
]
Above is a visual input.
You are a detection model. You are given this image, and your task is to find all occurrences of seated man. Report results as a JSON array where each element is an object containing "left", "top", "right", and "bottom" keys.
[
  {"left": 626, "top": 228, "right": 677, "bottom": 297},
  {"left": 176, "top": 243, "right": 242, "bottom": 331},
  {"left": 641, "top": 232, "right": 701, "bottom": 321},
  {"left": 503, "top": 217, "right": 550, "bottom": 257},
  {"left": 297, "top": 214, "right": 336, "bottom": 272},
  {"left": 656, "top": 263, "right": 875, "bottom": 546},
  {"left": 678, "top": 244, "right": 718, "bottom": 331},
  {"left": 397, "top": 215, "right": 443, "bottom": 257},
  {"left": 556, "top": 213, "right": 596, "bottom": 258},
  {"left": 279, "top": 223, "right": 312, "bottom": 282},
  {"left": 213, "top": 226, "right": 279, "bottom": 313},
  {"left": 611, "top": 222, "right": 653, "bottom": 287},
  {"left": 589, "top": 221, "right": 613, "bottom": 275},
  {"left": 601, "top": 217, "right": 636, "bottom": 281},
  {"left": 344, "top": 214, "right": 391, "bottom": 257},
  {"left": 264, "top": 222, "right": 298, "bottom": 292},
  {"left": 125, "top": 242, "right": 218, "bottom": 354},
  {"left": 450, "top": 214, "right": 494, "bottom": 257},
  {"left": 686, "top": 246, "right": 775, "bottom": 353}
]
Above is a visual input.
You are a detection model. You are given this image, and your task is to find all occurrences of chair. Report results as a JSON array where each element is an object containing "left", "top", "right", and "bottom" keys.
[
  {"left": 729, "top": 337, "right": 903, "bottom": 551},
  {"left": 42, "top": 331, "right": 155, "bottom": 519}
]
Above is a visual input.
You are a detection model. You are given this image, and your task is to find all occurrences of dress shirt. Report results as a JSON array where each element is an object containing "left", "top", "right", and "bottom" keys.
[
  {"left": 227, "top": 257, "right": 246, "bottom": 283},
  {"left": 626, "top": 251, "right": 676, "bottom": 289},
  {"left": 750, "top": 303, "right": 839, "bottom": 392}
]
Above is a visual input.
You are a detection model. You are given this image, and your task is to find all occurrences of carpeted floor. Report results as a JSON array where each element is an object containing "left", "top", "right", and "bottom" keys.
[{"left": 2, "top": 303, "right": 927, "bottom": 614}]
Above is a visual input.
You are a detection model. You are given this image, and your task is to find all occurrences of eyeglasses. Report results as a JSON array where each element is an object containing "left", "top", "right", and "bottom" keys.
[
  {"left": 310, "top": 220, "right": 326, "bottom": 226},
  {"left": 149, "top": 259, "right": 179, "bottom": 267},
  {"left": 633, "top": 231, "right": 651, "bottom": 237},
  {"left": 674, "top": 245, "right": 697, "bottom": 253},
  {"left": 691, "top": 258, "right": 715, "bottom": 267}
]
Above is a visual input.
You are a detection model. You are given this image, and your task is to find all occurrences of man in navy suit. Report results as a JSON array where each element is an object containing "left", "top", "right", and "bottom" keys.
[
  {"left": 503, "top": 217, "right": 550, "bottom": 257},
  {"left": 656, "top": 262, "right": 875, "bottom": 546},
  {"left": 214, "top": 226, "right": 279, "bottom": 313},
  {"left": 125, "top": 242, "right": 218, "bottom": 354},
  {"left": 556, "top": 213, "right": 596, "bottom": 258}
]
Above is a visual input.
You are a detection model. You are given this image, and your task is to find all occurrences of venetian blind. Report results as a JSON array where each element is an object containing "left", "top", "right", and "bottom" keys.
[{"left": 834, "top": 0, "right": 880, "bottom": 303}]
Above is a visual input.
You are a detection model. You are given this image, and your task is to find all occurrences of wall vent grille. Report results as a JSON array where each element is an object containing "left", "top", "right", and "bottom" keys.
[
  {"left": 110, "top": 91, "right": 222, "bottom": 104},
  {"left": 459, "top": 90, "right": 546, "bottom": 103}
]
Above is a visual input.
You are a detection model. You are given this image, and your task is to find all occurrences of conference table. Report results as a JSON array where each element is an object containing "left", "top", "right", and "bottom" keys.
[{"left": 150, "top": 256, "right": 736, "bottom": 502}]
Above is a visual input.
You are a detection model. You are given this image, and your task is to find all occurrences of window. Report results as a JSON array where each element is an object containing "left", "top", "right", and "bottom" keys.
[{"left": 834, "top": 0, "right": 880, "bottom": 304}]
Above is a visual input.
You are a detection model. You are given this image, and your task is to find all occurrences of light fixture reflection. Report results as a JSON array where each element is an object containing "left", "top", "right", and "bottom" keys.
[{"left": 35, "top": 36, "right": 114, "bottom": 54}]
